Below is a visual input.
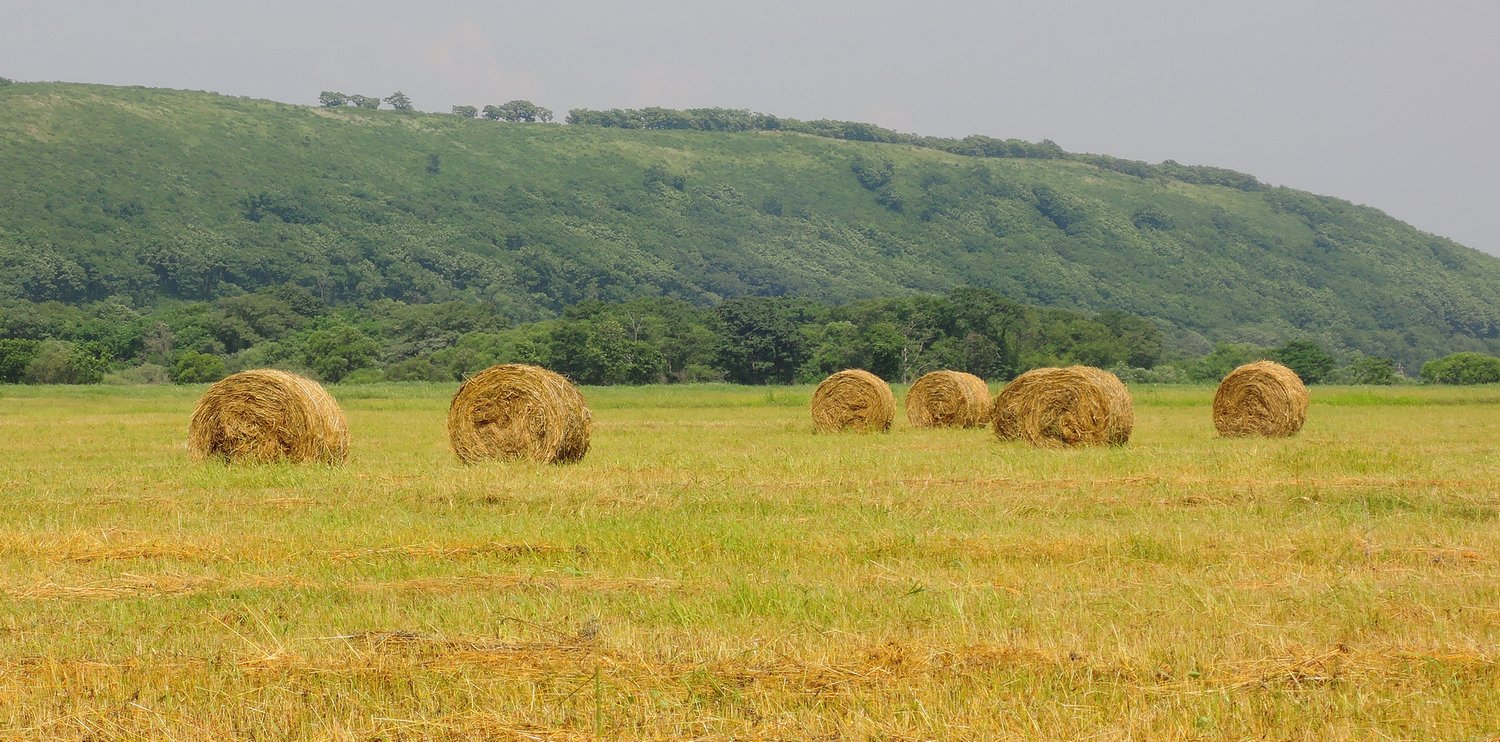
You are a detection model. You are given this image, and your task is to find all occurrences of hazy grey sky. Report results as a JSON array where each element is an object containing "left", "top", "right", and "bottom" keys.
[{"left": 3, "top": 0, "right": 1498, "bottom": 255}]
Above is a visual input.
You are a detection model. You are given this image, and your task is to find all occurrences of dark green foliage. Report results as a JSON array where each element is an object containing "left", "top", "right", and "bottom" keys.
[
  {"left": 1347, "top": 356, "right": 1398, "bottom": 385},
  {"left": 1131, "top": 205, "right": 1175, "bottom": 230},
  {"left": 1097, "top": 311, "right": 1164, "bottom": 368},
  {"left": 451, "top": 105, "right": 478, "bottom": 118},
  {"left": 300, "top": 320, "right": 379, "bottom": 382},
  {"left": 566, "top": 107, "right": 769, "bottom": 131},
  {"left": 383, "top": 91, "right": 413, "bottom": 111},
  {"left": 0, "top": 339, "right": 39, "bottom": 382},
  {"left": 713, "top": 298, "right": 810, "bottom": 384},
  {"left": 426, "top": 154, "right": 441, "bottom": 176},
  {"left": 348, "top": 94, "right": 381, "bottom": 110},
  {"left": 17, "top": 252, "right": 90, "bottom": 302},
  {"left": 643, "top": 164, "right": 685, "bottom": 191},
  {"left": 851, "top": 156, "right": 901, "bottom": 211},
  {"left": 1420, "top": 352, "right": 1500, "bottom": 384},
  {"left": 486, "top": 100, "right": 552, "bottom": 123},
  {"left": 172, "top": 351, "right": 226, "bottom": 383},
  {"left": 874, "top": 187, "right": 904, "bottom": 213},
  {"left": 239, "top": 191, "right": 321, "bottom": 224},
  {"left": 1032, "top": 186, "right": 1088, "bottom": 232},
  {"left": 318, "top": 91, "right": 347, "bottom": 107},
  {"left": 547, "top": 317, "right": 664, "bottom": 384},
  {"left": 22, "top": 340, "right": 108, "bottom": 384},
  {"left": 851, "top": 156, "right": 894, "bottom": 191},
  {"left": 1272, "top": 340, "right": 1336, "bottom": 384},
  {"left": 0, "top": 278, "right": 1429, "bottom": 387},
  {"left": 1188, "top": 344, "right": 1267, "bottom": 383},
  {"left": 384, "top": 356, "right": 450, "bottom": 382}
]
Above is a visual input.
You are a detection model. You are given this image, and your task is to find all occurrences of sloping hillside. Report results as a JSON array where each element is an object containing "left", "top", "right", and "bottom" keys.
[{"left": 1, "top": 82, "right": 1497, "bottom": 366}]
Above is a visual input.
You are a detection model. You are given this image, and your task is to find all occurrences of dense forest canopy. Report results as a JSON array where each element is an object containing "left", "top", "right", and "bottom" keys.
[
  {"left": 0, "top": 285, "right": 1417, "bottom": 387},
  {"left": 1, "top": 81, "right": 1498, "bottom": 383}
]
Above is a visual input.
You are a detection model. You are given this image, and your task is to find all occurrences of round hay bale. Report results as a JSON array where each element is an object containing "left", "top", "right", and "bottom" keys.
[
  {"left": 448, "top": 364, "right": 592, "bottom": 464},
  {"left": 188, "top": 369, "right": 349, "bottom": 464},
  {"left": 906, "top": 370, "right": 991, "bottom": 428},
  {"left": 811, "top": 369, "right": 895, "bottom": 433},
  {"left": 1213, "top": 361, "right": 1308, "bottom": 437},
  {"left": 991, "top": 366, "right": 1133, "bottom": 447}
]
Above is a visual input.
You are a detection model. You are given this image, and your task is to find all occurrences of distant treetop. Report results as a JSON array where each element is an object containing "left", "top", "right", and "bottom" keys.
[
  {"left": 319, "top": 91, "right": 381, "bottom": 110},
  {"left": 483, "top": 100, "right": 553, "bottom": 123},
  {"left": 384, "top": 91, "right": 413, "bottom": 111}
]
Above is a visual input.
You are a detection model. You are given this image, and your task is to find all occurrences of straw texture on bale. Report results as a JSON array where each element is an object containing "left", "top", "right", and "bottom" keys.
[
  {"left": 991, "top": 366, "right": 1133, "bottom": 447},
  {"left": 906, "top": 370, "right": 991, "bottom": 428},
  {"left": 188, "top": 369, "right": 349, "bottom": 464},
  {"left": 811, "top": 369, "right": 895, "bottom": 433},
  {"left": 1213, "top": 360, "right": 1308, "bottom": 438},
  {"left": 448, "top": 364, "right": 592, "bottom": 464}
]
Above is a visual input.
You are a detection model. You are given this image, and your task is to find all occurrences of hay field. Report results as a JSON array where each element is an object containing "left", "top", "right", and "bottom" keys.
[{"left": 0, "top": 383, "right": 1498, "bottom": 740}]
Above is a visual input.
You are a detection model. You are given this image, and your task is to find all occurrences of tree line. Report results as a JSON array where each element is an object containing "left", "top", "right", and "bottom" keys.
[
  {"left": 318, "top": 91, "right": 413, "bottom": 111},
  {"left": 318, "top": 90, "right": 554, "bottom": 122},
  {"left": 0, "top": 286, "right": 1487, "bottom": 387},
  {"left": 563, "top": 106, "right": 1264, "bottom": 192},
  {"left": 309, "top": 88, "right": 1260, "bottom": 192}
]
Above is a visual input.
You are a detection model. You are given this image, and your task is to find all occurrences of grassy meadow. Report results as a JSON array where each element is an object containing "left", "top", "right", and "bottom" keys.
[{"left": 1, "top": 382, "right": 1498, "bottom": 740}]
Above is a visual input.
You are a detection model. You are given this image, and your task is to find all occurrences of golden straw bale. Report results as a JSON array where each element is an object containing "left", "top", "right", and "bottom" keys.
[
  {"left": 188, "top": 369, "right": 349, "bottom": 464},
  {"left": 906, "top": 370, "right": 991, "bottom": 428},
  {"left": 811, "top": 369, "right": 895, "bottom": 433},
  {"left": 1213, "top": 360, "right": 1308, "bottom": 437},
  {"left": 448, "top": 364, "right": 592, "bottom": 464},
  {"left": 991, "top": 366, "right": 1133, "bottom": 447}
]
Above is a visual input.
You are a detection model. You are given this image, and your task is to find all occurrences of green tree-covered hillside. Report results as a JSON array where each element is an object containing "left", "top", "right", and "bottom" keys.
[{"left": 1, "top": 82, "right": 1498, "bottom": 368}]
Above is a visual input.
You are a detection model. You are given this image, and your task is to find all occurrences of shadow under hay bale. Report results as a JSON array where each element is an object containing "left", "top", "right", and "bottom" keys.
[
  {"left": 906, "top": 370, "right": 991, "bottom": 428},
  {"left": 448, "top": 364, "right": 592, "bottom": 464},
  {"left": 811, "top": 369, "right": 895, "bottom": 433},
  {"left": 1213, "top": 360, "right": 1308, "bottom": 438},
  {"left": 992, "top": 366, "right": 1133, "bottom": 447},
  {"left": 188, "top": 369, "right": 349, "bottom": 464}
]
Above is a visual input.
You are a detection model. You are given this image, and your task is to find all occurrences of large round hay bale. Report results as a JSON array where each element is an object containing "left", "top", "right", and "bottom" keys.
[
  {"left": 811, "top": 369, "right": 895, "bottom": 433},
  {"left": 906, "top": 370, "right": 991, "bottom": 428},
  {"left": 991, "top": 366, "right": 1133, "bottom": 447},
  {"left": 1213, "top": 361, "right": 1308, "bottom": 437},
  {"left": 448, "top": 364, "right": 592, "bottom": 464},
  {"left": 188, "top": 369, "right": 349, "bottom": 464}
]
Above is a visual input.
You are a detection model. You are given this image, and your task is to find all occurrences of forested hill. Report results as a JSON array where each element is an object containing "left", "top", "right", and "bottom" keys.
[{"left": 1, "top": 81, "right": 1498, "bottom": 368}]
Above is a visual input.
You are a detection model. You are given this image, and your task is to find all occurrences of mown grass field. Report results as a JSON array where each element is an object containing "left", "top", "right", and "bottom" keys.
[{"left": 1, "top": 383, "right": 1498, "bottom": 740}]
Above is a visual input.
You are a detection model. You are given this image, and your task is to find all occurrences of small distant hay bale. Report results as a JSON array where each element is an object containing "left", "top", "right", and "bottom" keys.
[
  {"left": 906, "top": 370, "right": 991, "bottom": 428},
  {"left": 448, "top": 364, "right": 592, "bottom": 464},
  {"left": 1213, "top": 361, "right": 1308, "bottom": 437},
  {"left": 188, "top": 369, "right": 349, "bottom": 464},
  {"left": 811, "top": 369, "right": 895, "bottom": 433},
  {"left": 991, "top": 366, "right": 1133, "bottom": 447}
]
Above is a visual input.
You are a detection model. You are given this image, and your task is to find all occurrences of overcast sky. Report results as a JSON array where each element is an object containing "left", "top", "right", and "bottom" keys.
[{"left": 3, "top": 0, "right": 1497, "bottom": 255}]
